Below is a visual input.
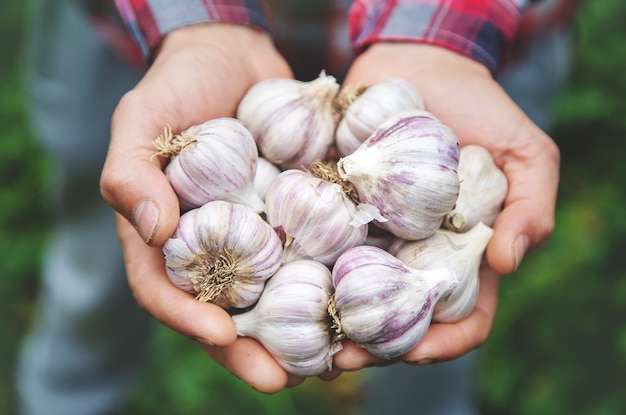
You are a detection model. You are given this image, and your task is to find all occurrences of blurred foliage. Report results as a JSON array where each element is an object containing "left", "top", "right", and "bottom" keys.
[
  {"left": 119, "top": 327, "right": 365, "bottom": 415},
  {"left": 478, "top": 1, "right": 626, "bottom": 414},
  {"left": 1, "top": 0, "right": 626, "bottom": 415},
  {"left": 0, "top": 2, "right": 51, "bottom": 415}
]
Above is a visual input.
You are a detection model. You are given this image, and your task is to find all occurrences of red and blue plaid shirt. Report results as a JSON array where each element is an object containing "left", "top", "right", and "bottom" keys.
[{"left": 80, "top": 0, "right": 576, "bottom": 76}]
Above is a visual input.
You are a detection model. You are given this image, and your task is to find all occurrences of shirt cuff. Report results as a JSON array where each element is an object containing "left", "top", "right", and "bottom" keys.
[
  {"left": 114, "top": 0, "right": 270, "bottom": 61},
  {"left": 348, "top": 0, "right": 531, "bottom": 75}
]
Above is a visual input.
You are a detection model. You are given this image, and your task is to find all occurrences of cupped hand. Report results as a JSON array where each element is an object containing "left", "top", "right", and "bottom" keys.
[
  {"left": 333, "top": 42, "right": 559, "bottom": 368},
  {"left": 342, "top": 42, "right": 559, "bottom": 276},
  {"left": 101, "top": 24, "right": 297, "bottom": 393}
]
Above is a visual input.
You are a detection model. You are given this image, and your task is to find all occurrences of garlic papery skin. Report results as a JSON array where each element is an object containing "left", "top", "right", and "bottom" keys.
[
  {"left": 162, "top": 200, "right": 283, "bottom": 309},
  {"left": 336, "top": 109, "right": 460, "bottom": 241},
  {"left": 231, "top": 260, "right": 342, "bottom": 376},
  {"left": 236, "top": 71, "right": 340, "bottom": 170},
  {"left": 264, "top": 169, "right": 368, "bottom": 265},
  {"left": 442, "top": 144, "right": 508, "bottom": 232},
  {"left": 253, "top": 157, "right": 281, "bottom": 201},
  {"left": 155, "top": 118, "right": 264, "bottom": 213},
  {"left": 331, "top": 245, "right": 458, "bottom": 359},
  {"left": 334, "top": 77, "right": 425, "bottom": 157},
  {"left": 392, "top": 222, "right": 493, "bottom": 323}
]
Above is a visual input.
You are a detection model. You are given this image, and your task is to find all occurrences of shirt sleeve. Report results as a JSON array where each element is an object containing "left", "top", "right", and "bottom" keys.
[
  {"left": 348, "top": 0, "right": 532, "bottom": 75},
  {"left": 114, "top": 0, "right": 270, "bottom": 61}
]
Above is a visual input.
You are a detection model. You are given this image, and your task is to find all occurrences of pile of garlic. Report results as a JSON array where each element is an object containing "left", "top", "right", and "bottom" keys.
[{"left": 156, "top": 71, "right": 508, "bottom": 376}]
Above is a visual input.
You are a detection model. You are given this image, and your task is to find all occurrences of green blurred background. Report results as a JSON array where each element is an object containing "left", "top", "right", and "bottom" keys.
[{"left": 1, "top": 1, "right": 625, "bottom": 414}]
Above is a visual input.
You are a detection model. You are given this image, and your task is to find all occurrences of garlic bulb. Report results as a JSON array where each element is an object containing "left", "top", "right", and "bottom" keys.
[
  {"left": 264, "top": 169, "right": 368, "bottom": 265},
  {"left": 337, "top": 109, "right": 460, "bottom": 241},
  {"left": 232, "top": 260, "right": 342, "bottom": 376},
  {"left": 236, "top": 71, "right": 340, "bottom": 170},
  {"left": 162, "top": 200, "right": 283, "bottom": 309},
  {"left": 442, "top": 145, "right": 508, "bottom": 232},
  {"left": 334, "top": 77, "right": 425, "bottom": 157},
  {"left": 253, "top": 157, "right": 281, "bottom": 201},
  {"left": 392, "top": 222, "right": 493, "bottom": 323},
  {"left": 154, "top": 118, "right": 264, "bottom": 213},
  {"left": 331, "top": 245, "right": 458, "bottom": 359}
]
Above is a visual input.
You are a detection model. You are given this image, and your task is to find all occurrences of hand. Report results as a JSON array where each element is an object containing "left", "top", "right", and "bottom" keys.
[
  {"left": 100, "top": 24, "right": 299, "bottom": 392},
  {"left": 332, "top": 42, "right": 559, "bottom": 367}
]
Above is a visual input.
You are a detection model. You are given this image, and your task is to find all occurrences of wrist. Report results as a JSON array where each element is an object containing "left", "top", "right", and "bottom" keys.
[
  {"left": 156, "top": 23, "right": 268, "bottom": 61},
  {"left": 349, "top": 42, "right": 491, "bottom": 91},
  {"left": 154, "top": 23, "right": 291, "bottom": 81},
  {"left": 368, "top": 43, "right": 490, "bottom": 77}
]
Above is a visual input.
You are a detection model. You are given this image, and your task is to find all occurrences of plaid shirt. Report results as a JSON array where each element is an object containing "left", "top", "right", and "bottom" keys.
[{"left": 80, "top": 0, "right": 575, "bottom": 76}]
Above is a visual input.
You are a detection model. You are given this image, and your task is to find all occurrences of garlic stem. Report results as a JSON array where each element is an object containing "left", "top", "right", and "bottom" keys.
[
  {"left": 307, "top": 159, "right": 360, "bottom": 205},
  {"left": 333, "top": 84, "right": 368, "bottom": 116}
]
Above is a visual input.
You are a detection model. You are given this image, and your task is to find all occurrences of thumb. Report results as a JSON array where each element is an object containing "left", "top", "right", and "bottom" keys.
[
  {"left": 486, "top": 199, "right": 552, "bottom": 276},
  {"left": 100, "top": 90, "right": 181, "bottom": 246}
]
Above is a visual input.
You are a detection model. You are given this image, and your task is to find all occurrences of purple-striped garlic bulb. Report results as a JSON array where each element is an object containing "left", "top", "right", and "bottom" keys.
[
  {"left": 334, "top": 77, "right": 425, "bottom": 157},
  {"left": 331, "top": 245, "right": 458, "bottom": 359},
  {"left": 337, "top": 109, "right": 460, "bottom": 241},
  {"left": 232, "top": 260, "right": 343, "bottom": 376},
  {"left": 153, "top": 117, "right": 264, "bottom": 213},
  {"left": 391, "top": 222, "right": 493, "bottom": 323},
  {"left": 264, "top": 169, "right": 375, "bottom": 265},
  {"left": 236, "top": 71, "right": 340, "bottom": 170},
  {"left": 442, "top": 145, "right": 508, "bottom": 232},
  {"left": 162, "top": 200, "right": 283, "bottom": 309}
]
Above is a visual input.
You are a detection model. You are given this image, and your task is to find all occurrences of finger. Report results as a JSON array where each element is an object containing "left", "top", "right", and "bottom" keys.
[
  {"left": 401, "top": 267, "right": 500, "bottom": 364},
  {"left": 333, "top": 341, "right": 392, "bottom": 371},
  {"left": 316, "top": 365, "right": 344, "bottom": 381},
  {"left": 117, "top": 214, "right": 237, "bottom": 346},
  {"left": 204, "top": 337, "right": 294, "bottom": 394},
  {"left": 488, "top": 127, "right": 560, "bottom": 274},
  {"left": 286, "top": 374, "right": 308, "bottom": 388}
]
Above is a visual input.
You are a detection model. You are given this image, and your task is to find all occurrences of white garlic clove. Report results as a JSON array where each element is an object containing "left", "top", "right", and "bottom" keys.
[
  {"left": 264, "top": 169, "right": 368, "bottom": 265},
  {"left": 392, "top": 222, "right": 493, "bottom": 323},
  {"left": 232, "top": 260, "right": 342, "bottom": 376},
  {"left": 155, "top": 118, "right": 265, "bottom": 213},
  {"left": 337, "top": 109, "right": 460, "bottom": 241},
  {"left": 331, "top": 245, "right": 458, "bottom": 359},
  {"left": 162, "top": 200, "right": 283, "bottom": 309},
  {"left": 335, "top": 77, "right": 425, "bottom": 157},
  {"left": 236, "top": 71, "right": 340, "bottom": 170},
  {"left": 253, "top": 157, "right": 281, "bottom": 201},
  {"left": 442, "top": 144, "right": 508, "bottom": 232}
]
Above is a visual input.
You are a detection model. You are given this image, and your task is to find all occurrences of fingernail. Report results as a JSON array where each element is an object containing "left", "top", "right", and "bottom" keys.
[
  {"left": 513, "top": 235, "right": 529, "bottom": 271},
  {"left": 189, "top": 335, "right": 217, "bottom": 347},
  {"left": 134, "top": 200, "right": 159, "bottom": 244}
]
